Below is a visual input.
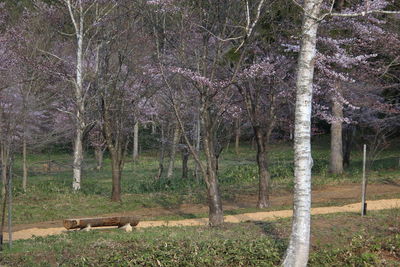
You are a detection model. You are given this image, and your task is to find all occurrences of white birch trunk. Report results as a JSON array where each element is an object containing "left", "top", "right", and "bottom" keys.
[
  {"left": 68, "top": 0, "right": 85, "bottom": 191},
  {"left": 282, "top": 0, "right": 323, "bottom": 266}
]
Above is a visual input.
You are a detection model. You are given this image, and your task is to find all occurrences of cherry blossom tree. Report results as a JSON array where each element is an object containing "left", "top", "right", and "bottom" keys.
[{"left": 235, "top": 53, "right": 295, "bottom": 208}]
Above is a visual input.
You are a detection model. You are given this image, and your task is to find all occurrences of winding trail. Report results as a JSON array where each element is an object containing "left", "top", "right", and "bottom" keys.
[{"left": 5, "top": 198, "right": 400, "bottom": 241}]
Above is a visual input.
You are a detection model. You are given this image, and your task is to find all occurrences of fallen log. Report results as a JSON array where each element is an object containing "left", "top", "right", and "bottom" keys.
[{"left": 63, "top": 216, "right": 139, "bottom": 230}]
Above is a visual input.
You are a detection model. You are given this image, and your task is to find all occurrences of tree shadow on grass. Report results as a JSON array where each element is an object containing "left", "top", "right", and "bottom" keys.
[
  {"left": 152, "top": 194, "right": 205, "bottom": 220},
  {"left": 252, "top": 220, "right": 289, "bottom": 248}
]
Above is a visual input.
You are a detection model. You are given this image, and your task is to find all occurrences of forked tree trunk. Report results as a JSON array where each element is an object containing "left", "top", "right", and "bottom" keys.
[
  {"left": 104, "top": 120, "right": 124, "bottom": 202},
  {"left": 329, "top": 96, "right": 343, "bottom": 174},
  {"left": 254, "top": 128, "right": 270, "bottom": 208},
  {"left": 167, "top": 125, "right": 181, "bottom": 178},
  {"left": 283, "top": 0, "right": 323, "bottom": 266},
  {"left": 102, "top": 102, "right": 125, "bottom": 202}
]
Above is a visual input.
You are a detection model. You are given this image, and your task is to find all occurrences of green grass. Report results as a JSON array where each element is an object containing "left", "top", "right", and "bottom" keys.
[
  {"left": 1, "top": 209, "right": 399, "bottom": 266},
  {"left": 2, "top": 137, "right": 400, "bottom": 225}
]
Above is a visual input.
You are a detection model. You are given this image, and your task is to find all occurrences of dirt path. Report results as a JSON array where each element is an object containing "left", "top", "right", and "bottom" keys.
[
  {"left": 12, "top": 182, "right": 399, "bottom": 233},
  {"left": 5, "top": 198, "right": 400, "bottom": 241}
]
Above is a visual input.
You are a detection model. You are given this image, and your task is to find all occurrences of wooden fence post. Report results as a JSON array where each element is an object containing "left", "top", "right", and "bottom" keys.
[{"left": 361, "top": 144, "right": 367, "bottom": 216}]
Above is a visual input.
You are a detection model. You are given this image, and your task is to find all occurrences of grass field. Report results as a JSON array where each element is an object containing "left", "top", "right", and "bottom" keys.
[
  {"left": 0, "top": 137, "right": 399, "bottom": 265},
  {"left": 3, "top": 137, "right": 400, "bottom": 225},
  {"left": 1, "top": 209, "right": 399, "bottom": 266}
]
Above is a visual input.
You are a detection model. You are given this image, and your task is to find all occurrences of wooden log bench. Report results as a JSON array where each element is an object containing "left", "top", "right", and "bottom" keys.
[{"left": 63, "top": 216, "right": 139, "bottom": 232}]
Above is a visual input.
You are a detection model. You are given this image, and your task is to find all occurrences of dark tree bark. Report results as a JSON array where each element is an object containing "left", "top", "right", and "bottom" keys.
[
  {"left": 235, "top": 82, "right": 275, "bottom": 209},
  {"left": 181, "top": 146, "right": 189, "bottom": 179},
  {"left": 156, "top": 124, "right": 166, "bottom": 180},
  {"left": 110, "top": 154, "right": 122, "bottom": 202},
  {"left": 103, "top": 104, "right": 126, "bottom": 202},
  {"left": 343, "top": 124, "right": 355, "bottom": 168},
  {"left": 202, "top": 110, "right": 224, "bottom": 226},
  {"left": 254, "top": 127, "right": 271, "bottom": 208},
  {"left": 235, "top": 117, "right": 241, "bottom": 155}
]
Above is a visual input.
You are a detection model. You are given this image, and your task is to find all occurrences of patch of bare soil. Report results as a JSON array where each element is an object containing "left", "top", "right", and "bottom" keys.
[
  {"left": 5, "top": 183, "right": 400, "bottom": 241},
  {"left": 234, "top": 183, "right": 400, "bottom": 207}
]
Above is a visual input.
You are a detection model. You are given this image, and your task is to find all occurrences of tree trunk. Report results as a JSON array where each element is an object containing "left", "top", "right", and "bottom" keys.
[
  {"left": 102, "top": 100, "right": 124, "bottom": 202},
  {"left": 283, "top": 0, "right": 323, "bottom": 266},
  {"left": 151, "top": 116, "right": 156, "bottom": 135},
  {"left": 22, "top": 138, "right": 27, "bottom": 192},
  {"left": 167, "top": 125, "right": 180, "bottom": 178},
  {"left": 132, "top": 121, "right": 139, "bottom": 161},
  {"left": 110, "top": 153, "right": 122, "bottom": 202},
  {"left": 94, "top": 147, "right": 103, "bottom": 171},
  {"left": 254, "top": 128, "right": 270, "bottom": 208},
  {"left": 72, "top": 17, "right": 85, "bottom": 191},
  {"left": 1, "top": 145, "right": 7, "bottom": 197},
  {"left": 194, "top": 114, "right": 201, "bottom": 181},
  {"left": 205, "top": 168, "right": 223, "bottom": 226},
  {"left": 72, "top": 124, "right": 83, "bottom": 191},
  {"left": 251, "top": 136, "right": 256, "bottom": 150},
  {"left": 182, "top": 146, "right": 189, "bottom": 179},
  {"left": 156, "top": 124, "right": 166, "bottom": 180},
  {"left": 203, "top": 113, "right": 223, "bottom": 226},
  {"left": 235, "top": 117, "right": 240, "bottom": 155},
  {"left": 329, "top": 95, "right": 343, "bottom": 174},
  {"left": 343, "top": 125, "right": 355, "bottom": 168}
]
